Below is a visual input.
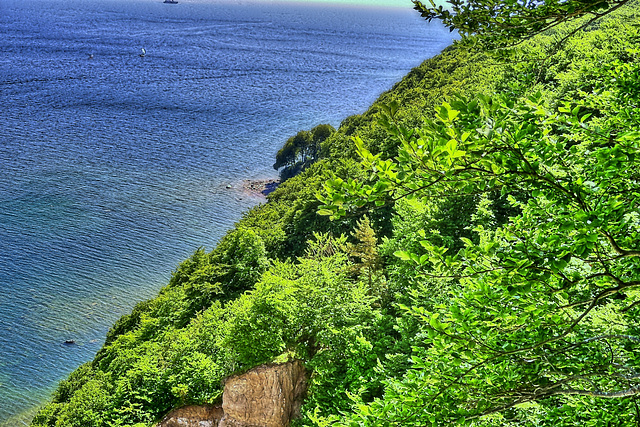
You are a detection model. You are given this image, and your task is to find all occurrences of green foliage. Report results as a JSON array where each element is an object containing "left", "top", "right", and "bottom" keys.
[
  {"left": 104, "top": 228, "right": 269, "bottom": 345},
  {"left": 413, "top": 0, "right": 633, "bottom": 50},
  {"left": 345, "top": 217, "right": 379, "bottom": 278},
  {"left": 321, "top": 42, "right": 640, "bottom": 421},
  {"left": 34, "top": 234, "right": 382, "bottom": 426},
  {"left": 273, "top": 124, "right": 336, "bottom": 181},
  {"left": 243, "top": 158, "right": 369, "bottom": 260},
  {"left": 32, "top": 369, "right": 114, "bottom": 427},
  {"left": 210, "top": 227, "right": 270, "bottom": 295}
]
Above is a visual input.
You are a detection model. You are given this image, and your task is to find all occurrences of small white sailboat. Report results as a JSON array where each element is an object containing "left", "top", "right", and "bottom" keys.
[{"left": 139, "top": 48, "right": 146, "bottom": 58}]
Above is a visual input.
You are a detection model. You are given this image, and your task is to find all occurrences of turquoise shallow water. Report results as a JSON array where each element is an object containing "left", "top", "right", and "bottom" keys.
[{"left": 0, "top": 0, "right": 453, "bottom": 422}]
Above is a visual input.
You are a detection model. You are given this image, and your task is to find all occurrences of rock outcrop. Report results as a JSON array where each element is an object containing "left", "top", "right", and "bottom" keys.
[
  {"left": 220, "top": 359, "right": 308, "bottom": 427},
  {"left": 159, "top": 360, "right": 308, "bottom": 427},
  {"left": 159, "top": 405, "right": 224, "bottom": 427}
]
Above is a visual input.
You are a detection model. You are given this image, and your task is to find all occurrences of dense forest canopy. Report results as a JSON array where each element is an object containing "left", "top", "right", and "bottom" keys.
[
  {"left": 32, "top": 0, "right": 639, "bottom": 426},
  {"left": 412, "top": 0, "right": 634, "bottom": 49}
]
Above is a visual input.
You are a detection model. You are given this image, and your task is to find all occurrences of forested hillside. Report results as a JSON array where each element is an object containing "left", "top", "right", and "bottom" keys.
[{"left": 33, "top": 1, "right": 640, "bottom": 425}]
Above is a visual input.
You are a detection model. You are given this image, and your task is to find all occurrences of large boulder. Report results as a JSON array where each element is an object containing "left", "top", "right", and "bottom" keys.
[
  {"left": 158, "top": 360, "right": 308, "bottom": 427},
  {"left": 220, "top": 360, "right": 308, "bottom": 427}
]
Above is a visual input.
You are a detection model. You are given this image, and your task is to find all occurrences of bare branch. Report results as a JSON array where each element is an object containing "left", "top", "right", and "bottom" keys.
[{"left": 556, "top": 385, "right": 640, "bottom": 399}]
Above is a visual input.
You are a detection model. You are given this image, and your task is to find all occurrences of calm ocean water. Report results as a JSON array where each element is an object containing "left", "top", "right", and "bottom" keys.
[{"left": 0, "top": 0, "right": 452, "bottom": 423}]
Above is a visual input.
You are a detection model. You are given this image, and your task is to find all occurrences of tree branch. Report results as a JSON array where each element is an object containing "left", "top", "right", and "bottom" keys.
[
  {"left": 603, "top": 231, "right": 640, "bottom": 258},
  {"left": 556, "top": 385, "right": 640, "bottom": 399}
]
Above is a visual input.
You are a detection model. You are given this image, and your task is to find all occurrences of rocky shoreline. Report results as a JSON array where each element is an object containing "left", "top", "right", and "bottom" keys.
[{"left": 239, "top": 179, "right": 279, "bottom": 197}]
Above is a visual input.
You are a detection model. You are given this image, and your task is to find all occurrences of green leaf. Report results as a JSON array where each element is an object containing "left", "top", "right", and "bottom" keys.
[{"left": 394, "top": 250, "right": 412, "bottom": 261}]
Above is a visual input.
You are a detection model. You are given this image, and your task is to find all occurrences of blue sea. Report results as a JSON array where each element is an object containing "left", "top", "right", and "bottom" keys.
[{"left": 0, "top": 0, "right": 452, "bottom": 423}]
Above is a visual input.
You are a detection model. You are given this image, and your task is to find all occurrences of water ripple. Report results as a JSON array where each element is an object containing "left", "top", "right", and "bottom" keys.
[{"left": 0, "top": 0, "right": 453, "bottom": 422}]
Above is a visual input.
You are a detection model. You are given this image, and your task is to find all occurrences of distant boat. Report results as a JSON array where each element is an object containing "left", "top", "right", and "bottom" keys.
[
  {"left": 163, "top": 0, "right": 178, "bottom": 3},
  {"left": 139, "top": 48, "right": 146, "bottom": 57}
]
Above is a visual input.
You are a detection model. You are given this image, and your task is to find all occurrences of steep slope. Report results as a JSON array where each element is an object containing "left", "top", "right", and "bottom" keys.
[{"left": 32, "top": 3, "right": 640, "bottom": 425}]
